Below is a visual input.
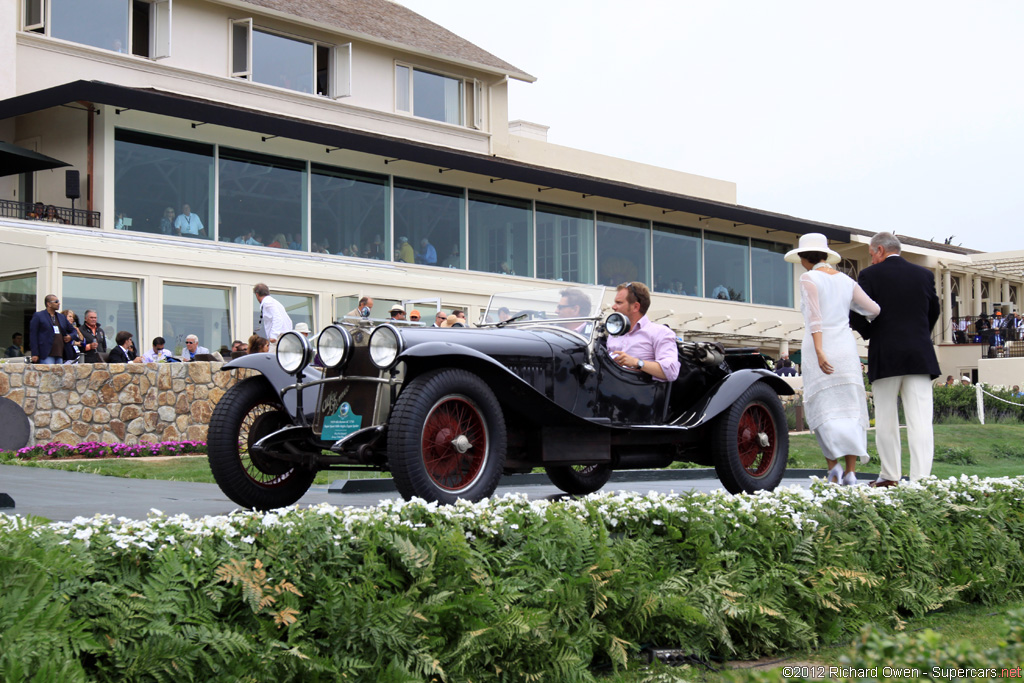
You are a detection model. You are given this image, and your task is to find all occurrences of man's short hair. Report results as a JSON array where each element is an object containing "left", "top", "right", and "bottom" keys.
[
  {"left": 559, "top": 288, "right": 591, "bottom": 316},
  {"left": 84, "top": 309, "right": 96, "bottom": 318},
  {"left": 617, "top": 281, "right": 652, "bottom": 315},
  {"left": 153, "top": 336, "right": 166, "bottom": 346},
  {"left": 12, "top": 332, "right": 21, "bottom": 341},
  {"left": 253, "top": 283, "right": 270, "bottom": 297},
  {"left": 869, "top": 232, "right": 902, "bottom": 255},
  {"left": 115, "top": 330, "right": 133, "bottom": 346},
  {"left": 186, "top": 334, "right": 199, "bottom": 343},
  {"left": 358, "top": 296, "right": 370, "bottom": 307}
]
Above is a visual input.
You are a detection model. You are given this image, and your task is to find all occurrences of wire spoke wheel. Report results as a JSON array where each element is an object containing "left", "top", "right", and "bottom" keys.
[
  {"left": 421, "top": 395, "right": 488, "bottom": 491},
  {"left": 207, "top": 377, "right": 316, "bottom": 510},
  {"left": 544, "top": 462, "right": 612, "bottom": 495},
  {"left": 387, "top": 369, "right": 506, "bottom": 504},
  {"left": 712, "top": 380, "right": 788, "bottom": 494},
  {"left": 239, "top": 403, "right": 294, "bottom": 485},
  {"left": 736, "top": 402, "right": 777, "bottom": 476}
]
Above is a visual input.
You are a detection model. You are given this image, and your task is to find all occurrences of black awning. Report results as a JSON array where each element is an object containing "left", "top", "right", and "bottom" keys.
[
  {"left": 0, "top": 80, "right": 853, "bottom": 243},
  {"left": 0, "top": 140, "right": 72, "bottom": 177}
]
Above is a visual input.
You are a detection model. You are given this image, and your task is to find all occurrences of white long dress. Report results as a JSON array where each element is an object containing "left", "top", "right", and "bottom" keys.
[{"left": 799, "top": 269, "right": 881, "bottom": 462}]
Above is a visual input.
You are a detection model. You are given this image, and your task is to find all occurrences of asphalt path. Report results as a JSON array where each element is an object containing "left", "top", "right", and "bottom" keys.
[{"left": 0, "top": 465, "right": 874, "bottom": 522}]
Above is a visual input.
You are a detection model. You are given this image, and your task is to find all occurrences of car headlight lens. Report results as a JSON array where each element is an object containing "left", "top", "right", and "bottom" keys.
[
  {"left": 276, "top": 331, "right": 310, "bottom": 375},
  {"left": 604, "top": 312, "right": 631, "bottom": 336},
  {"left": 316, "top": 325, "right": 351, "bottom": 369},
  {"left": 369, "top": 324, "right": 403, "bottom": 369}
]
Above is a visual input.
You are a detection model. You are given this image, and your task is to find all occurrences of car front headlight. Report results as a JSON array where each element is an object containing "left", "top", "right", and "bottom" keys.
[
  {"left": 369, "top": 324, "right": 403, "bottom": 369},
  {"left": 316, "top": 325, "right": 352, "bottom": 369},
  {"left": 604, "top": 312, "right": 631, "bottom": 336},
  {"left": 276, "top": 331, "right": 311, "bottom": 375}
]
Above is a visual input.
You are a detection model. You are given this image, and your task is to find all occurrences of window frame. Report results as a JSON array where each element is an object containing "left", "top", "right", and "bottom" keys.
[
  {"left": 27, "top": 0, "right": 171, "bottom": 59},
  {"left": 394, "top": 61, "right": 468, "bottom": 126},
  {"left": 230, "top": 19, "right": 344, "bottom": 98},
  {"left": 229, "top": 17, "right": 253, "bottom": 79},
  {"left": 23, "top": 0, "right": 45, "bottom": 31}
]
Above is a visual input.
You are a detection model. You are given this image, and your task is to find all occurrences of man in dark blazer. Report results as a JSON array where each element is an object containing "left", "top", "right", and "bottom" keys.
[
  {"left": 850, "top": 232, "right": 940, "bottom": 487},
  {"left": 29, "top": 294, "right": 73, "bottom": 364}
]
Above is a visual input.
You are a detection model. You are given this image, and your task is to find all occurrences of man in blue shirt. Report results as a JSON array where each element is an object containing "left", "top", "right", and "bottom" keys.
[{"left": 416, "top": 238, "right": 437, "bottom": 265}]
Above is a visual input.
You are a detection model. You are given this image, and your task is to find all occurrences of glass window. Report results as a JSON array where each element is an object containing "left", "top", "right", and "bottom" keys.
[
  {"left": 653, "top": 224, "right": 701, "bottom": 297},
  {"left": 220, "top": 148, "right": 307, "bottom": 251},
  {"left": 468, "top": 192, "right": 532, "bottom": 277},
  {"left": 535, "top": 203, "right": 594, "bottom": 284},
  {"left": 114, "top": 129, "right": 214, "bottom": 239},
  {"left": 252, "top": 29, "right": 314, "bottom": 94},
  {"left": 597, "top": 214, "right": 650, "bottom": 287},
  {"left": 751, "top": 239, "right": 793, "bottom": 307},
  {"left": 62, "top": 275, "right": 140, "bottom": 345},
  {"left": 162, "top": 284, "right": 231, "bottom": 356},
  {"left": 396, "top": 65, "right": 462, "bottom": 125},
  {"left": 50, "top": 0, "right": 128, "bottom": 52},
  {"left": 0, "top": 274, "right": 37, "bottom": 357},
  {"left": 310, "top": 164, "right": 389, "bottom": 258},
  {"left": 393, "top": 179, "right": 464, "bottom": 269},
  {"left": 704, "top": 232, "right": 750, "bottom": 302},
  {"left": 251, "top": 292, "right": 314, "bottom": 335}
]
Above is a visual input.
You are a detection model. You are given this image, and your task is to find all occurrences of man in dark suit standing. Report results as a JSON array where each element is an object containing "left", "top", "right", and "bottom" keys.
[
  {"left": 29, "top": 294, "right": 72, "bottom": 364},
  {"left": 850, "top": 232, "right": 940, "bottom": 487}
]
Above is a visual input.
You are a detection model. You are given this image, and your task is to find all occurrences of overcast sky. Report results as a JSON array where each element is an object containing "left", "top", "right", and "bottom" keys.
[{"left": 398, "top": 0, "right": 1023, "bottom": 254}]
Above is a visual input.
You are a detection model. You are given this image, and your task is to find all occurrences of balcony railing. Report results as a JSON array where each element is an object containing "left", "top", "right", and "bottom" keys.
[{"left": 1, "top": 198, "right": 100, "bottom": 228}]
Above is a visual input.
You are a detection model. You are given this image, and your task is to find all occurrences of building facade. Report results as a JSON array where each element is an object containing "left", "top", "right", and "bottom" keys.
[{"left": 1, "top": 0, "right": 1020, "bottom": 381}]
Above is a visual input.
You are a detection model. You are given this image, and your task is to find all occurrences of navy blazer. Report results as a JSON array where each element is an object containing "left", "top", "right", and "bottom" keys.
[
  {"left": 29, "top": 309, "right": 73, "bottom": 360},
  {"left": 850, "top": 255, "right": 941, "bottom": 382}
]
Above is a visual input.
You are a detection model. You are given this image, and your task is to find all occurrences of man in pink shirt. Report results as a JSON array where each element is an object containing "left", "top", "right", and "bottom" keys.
[{"left": 607, "top": 281, "right": 680, "bottom": 382}]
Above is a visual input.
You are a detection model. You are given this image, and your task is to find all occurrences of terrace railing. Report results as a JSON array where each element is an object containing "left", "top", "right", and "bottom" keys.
[{"left": 1, "top": 198, "right": 100, "bottom": 228}]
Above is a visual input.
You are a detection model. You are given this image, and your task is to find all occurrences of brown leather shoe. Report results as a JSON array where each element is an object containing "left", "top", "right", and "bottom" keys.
[{"left": 868, "top": 479, "right": 899, "bottom": 488}]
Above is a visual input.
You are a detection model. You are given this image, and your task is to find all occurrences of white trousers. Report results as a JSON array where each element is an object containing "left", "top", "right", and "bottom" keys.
[{"left": 871, "top": 374, "right": 934, "bottom": 481}]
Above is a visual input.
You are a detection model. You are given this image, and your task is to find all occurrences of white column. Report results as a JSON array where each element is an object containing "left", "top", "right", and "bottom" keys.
[
  {"left": 942, "top": 269, "right": 952, "bottom": 343},
  {"left": 974, "top": 275, "right": 983, "bottom": 316}
]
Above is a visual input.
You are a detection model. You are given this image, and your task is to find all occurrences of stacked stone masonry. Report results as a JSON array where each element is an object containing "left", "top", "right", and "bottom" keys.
[{"left": 0, "top": 362, "right": 253, "bottom": 446}]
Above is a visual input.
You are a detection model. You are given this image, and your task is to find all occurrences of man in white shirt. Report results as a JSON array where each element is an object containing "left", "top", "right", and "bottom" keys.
[
  {"left": 174, "top": 204, "right": 205, "bottom": 237},
  {"left": 254, "top": 283, "right": 293, "bottom": 343},
  {"left": 142, "top": 336, "right": 175, "bottom": 363}
]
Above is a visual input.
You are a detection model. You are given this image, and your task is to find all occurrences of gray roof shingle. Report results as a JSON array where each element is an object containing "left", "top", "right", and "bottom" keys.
[{"left": 234, "top": 0, "right": 535, "bottom": 81}]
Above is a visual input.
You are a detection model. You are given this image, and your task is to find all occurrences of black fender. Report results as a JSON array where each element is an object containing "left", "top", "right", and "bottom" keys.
[
  {"left": 219, "top": 353, "right": 322, "bottom": 420},
  {"left": 398, "top": 341, "right": 595, "bottom": 427},
  {"left": 674, "top": 369, "right": 793, "bottom": 428}
]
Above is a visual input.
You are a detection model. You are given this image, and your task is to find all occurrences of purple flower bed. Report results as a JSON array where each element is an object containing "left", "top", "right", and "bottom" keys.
[{"left": 7, "top": 441, "right": 207, "bottom": 460}]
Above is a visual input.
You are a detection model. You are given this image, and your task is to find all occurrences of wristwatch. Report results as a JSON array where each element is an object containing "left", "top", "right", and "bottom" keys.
[{"left": 637, "top": 360, "right": 645, "bottom": 371}]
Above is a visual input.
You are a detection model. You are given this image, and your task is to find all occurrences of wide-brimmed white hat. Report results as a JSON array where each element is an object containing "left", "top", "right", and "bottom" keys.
[
  {"left": 293, "top": 322, "right": 310, "bottom": 334},
  {"left": 784, "top": 233, "right": 842, "bottom": 265}
]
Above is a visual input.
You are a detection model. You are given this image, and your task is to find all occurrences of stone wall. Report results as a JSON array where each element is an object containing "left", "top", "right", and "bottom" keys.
[{"left": 0, "top": 362, "right": 251, "bottom": 447}]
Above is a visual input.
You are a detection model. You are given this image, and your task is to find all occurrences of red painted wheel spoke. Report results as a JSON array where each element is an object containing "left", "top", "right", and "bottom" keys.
[
  {"left": 736, "top": 403, "right": 776, "bottom": 477},
  {"left": 421, "top": 397, "right": 488, "bottom": 491}
]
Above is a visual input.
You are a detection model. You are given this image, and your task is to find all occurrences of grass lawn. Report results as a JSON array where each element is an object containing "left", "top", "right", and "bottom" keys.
[
  {"left": 603, "top": 600, "right": 1024, "bottom": 682},
  {"left": 788, "top": 420, "right": 1024, "bottom": 478},
  {"left": 9, "top": 422, "right": 1024, "bottom": 483}
]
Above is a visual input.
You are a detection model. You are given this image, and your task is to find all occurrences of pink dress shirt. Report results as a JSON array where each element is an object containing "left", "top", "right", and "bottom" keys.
[{"left": 606, "top": 315, "right": 680, "bottom": 382}]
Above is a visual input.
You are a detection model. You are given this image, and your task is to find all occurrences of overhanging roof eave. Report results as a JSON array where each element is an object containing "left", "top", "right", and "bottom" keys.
[{"left": 0, "top": 81, "right": 851, "bottom": 243}]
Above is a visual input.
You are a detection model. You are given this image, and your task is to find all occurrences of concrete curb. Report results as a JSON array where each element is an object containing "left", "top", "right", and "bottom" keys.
[{"left": 329, "top": 468, "right": 880, "bottom": 494}]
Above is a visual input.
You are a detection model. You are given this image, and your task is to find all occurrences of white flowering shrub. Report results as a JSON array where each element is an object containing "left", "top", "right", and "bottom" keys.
[{"left": 2, "top": 476, "right": 1023, "bottom": 682}]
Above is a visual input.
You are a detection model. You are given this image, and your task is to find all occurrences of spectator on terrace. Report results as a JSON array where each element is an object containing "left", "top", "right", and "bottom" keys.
[
  {"left": 107, "top": 330, "right": 143, "bottom": 363},
  {"left": 180, "top": 334, "right": 222, "bottom": 361},
  {"left": 5, "top": 332, "right": 25, "bottom": 358},
  {"left": 142, "top": 336, "right": 175, "bottom": 363},
  {"left": 247, "top": 334, "right": 270, "bottom": 354},
  {"left": 80, "top": 309, "right": 107, "bottom": 363}
]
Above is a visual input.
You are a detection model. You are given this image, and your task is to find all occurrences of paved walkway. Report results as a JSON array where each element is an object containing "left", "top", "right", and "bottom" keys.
[{"left": 0, "top": 464, "right": 870, "bottom": 522}]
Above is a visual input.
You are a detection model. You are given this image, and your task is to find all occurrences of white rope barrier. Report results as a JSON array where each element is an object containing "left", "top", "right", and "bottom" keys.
[{"left": 976, "top": 385, "right": 1024, "bottom": 425}]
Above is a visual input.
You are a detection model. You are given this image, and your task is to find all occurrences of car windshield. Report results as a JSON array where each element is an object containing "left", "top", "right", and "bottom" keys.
[{"left": 482, "top": 286, "right": 606, "bottom": 334}]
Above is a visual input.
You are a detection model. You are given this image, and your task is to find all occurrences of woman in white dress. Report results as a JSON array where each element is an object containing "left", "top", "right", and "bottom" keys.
[{"left": 785, "top": 234, "right": 881, "bottom": 485}]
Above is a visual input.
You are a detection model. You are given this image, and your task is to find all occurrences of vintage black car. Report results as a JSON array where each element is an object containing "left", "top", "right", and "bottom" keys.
[{"left": 207, "top": 286, "right": 794, "bottom": 509}]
